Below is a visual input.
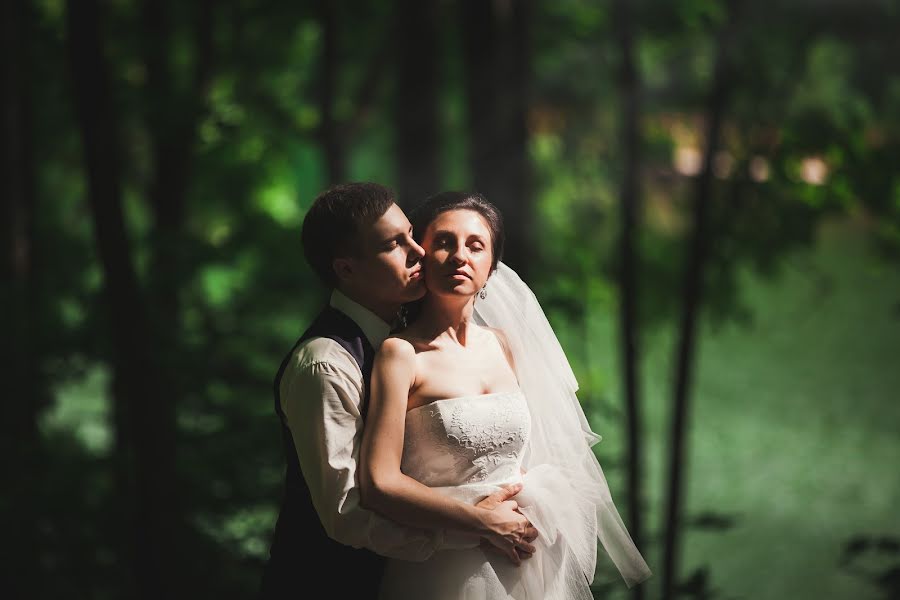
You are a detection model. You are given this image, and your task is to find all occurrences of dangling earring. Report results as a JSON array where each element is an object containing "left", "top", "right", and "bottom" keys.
[{"left": 479, "top": 285, "right": 487, "bottom": 300}]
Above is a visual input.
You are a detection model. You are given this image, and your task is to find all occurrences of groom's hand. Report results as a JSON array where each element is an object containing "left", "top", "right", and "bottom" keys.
[
  {"left": 478, "top": 527, "right": 538, "bottom": 564},
  {"left": 516, "top": 524, "right": 539, "bottom": 558},
  {"left": 475, "top": 484, "right": 540, "bottom": 565},
  {"left": 475, "top": 483, "right": 523, "bottom": 510}
]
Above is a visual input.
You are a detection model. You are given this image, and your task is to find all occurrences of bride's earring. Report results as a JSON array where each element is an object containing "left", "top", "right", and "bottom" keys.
[{"left": 479, "top": 285, "right": 487, "bottom": 300}]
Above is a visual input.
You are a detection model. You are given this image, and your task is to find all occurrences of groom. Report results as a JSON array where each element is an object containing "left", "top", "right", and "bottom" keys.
[{"left": 259, "top": 183, "right": 533, "bottom": 599}]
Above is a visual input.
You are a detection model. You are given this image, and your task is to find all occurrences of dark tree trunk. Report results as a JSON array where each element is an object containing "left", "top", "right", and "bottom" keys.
[
  {"left": 661, "top": 7, "right": 738, "bottom": 599},
  {"left": 461, "top": 0, "right": 532, "bottom": 274},
  {"left": 1, "top": 0, "right": 41, "bottom": 590},
  {"left": 395, "top": 0, "right": 440, "bottom": 208},
  {"left": 141, "top": 0, "right": 213, "bottom": 332},
  {"left": 65, "top": 1, "right": 175, "bottom": 597},
  {"left": 139, "top": 0, "right": 215, "bottom": 586},
  {"left": 318, "top": 0, "right": 343, "bottom": 184},
  {"left": 138, "top": 0, "right": 182, "bottom": 568},
  {"left": 613, "top": 1, "right": 646, "bottom": 597},
  {"left": 140, "top": 0, "right": 215, "bottom": 574}
]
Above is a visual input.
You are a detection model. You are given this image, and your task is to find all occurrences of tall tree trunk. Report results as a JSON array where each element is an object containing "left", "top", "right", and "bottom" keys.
[
  {"left": 139, "top": 0, "right": 181, "bottom": 569},
  {"left": 395, "top": 0, "right": 440, "bottom": 208},
  {"left": 141, "top": 0, "right": 213, "bottom": 342},
  {"left": 1, "top": 0, "right": 41, "bottom": 590},
  {"left": 318, "top": 0, "right": 343, "bottom": 184},
  {"left": 461, "top": 0, "right": 532, "bottom": 274},
  {"left": 661, "top": 7, "right": 738, "bottom": 599},
  {"left": 613, "top": 1, "right": 646, "bottom": 597},
  {"left": 139, "top": 2, "right": 214, "bottom": 582},
  {"left": 65, "top": 1, "right": 175, "bottom": 597}
]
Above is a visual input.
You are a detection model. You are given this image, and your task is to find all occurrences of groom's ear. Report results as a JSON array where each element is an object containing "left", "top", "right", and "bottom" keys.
[{"left": 333, "top": 256, "right": 354, "bottom": 284}]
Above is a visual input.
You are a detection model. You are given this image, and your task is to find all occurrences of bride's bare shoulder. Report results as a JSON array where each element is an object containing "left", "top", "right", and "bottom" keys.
[
  {"left": 380, "top": 332, "right": 435, "bottom": 358},
  {"left": 478, "top": 324, "right": 508, "bottom": 345},
  {"left": 479, "top": 325, "right": 515, "bottom": 370},
  {"left": 377, "top": 336, "right": 416, "bottom": 362}
]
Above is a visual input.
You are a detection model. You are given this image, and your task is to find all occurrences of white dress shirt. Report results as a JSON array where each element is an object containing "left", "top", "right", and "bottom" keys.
[{"left": 279, "top": 289, "right": 477, "bottom": 561}]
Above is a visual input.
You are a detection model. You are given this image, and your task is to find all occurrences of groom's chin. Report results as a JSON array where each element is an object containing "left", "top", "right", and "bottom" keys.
[{"left": 403, "top": 280, "right": 427, "bottom": 301}]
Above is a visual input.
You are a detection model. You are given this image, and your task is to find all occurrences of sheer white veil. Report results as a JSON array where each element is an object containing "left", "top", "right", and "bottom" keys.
[{"left": 473, "top": 262, "right": 652, "bottom": 588}]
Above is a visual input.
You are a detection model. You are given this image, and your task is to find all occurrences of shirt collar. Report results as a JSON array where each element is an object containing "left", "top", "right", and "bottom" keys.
[{"left": 329, "top": 289, "right": 392, "bottom": 349}]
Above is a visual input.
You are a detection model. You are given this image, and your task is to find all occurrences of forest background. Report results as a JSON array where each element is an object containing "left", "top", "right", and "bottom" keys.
[{"left": 3, "top": 0, "right": 899, "bottom": 598}]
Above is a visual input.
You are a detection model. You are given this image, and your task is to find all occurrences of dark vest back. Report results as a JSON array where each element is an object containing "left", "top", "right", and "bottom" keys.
[{"left": 259, "top": 307, "right": 385, "bottom": 599}]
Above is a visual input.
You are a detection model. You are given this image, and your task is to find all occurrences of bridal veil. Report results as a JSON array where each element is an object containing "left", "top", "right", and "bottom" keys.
[{"left": 472, "top": 262, "right": 653, "bottom": 589}]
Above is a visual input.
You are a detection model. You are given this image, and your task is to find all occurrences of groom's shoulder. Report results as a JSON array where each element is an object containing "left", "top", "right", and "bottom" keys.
[{"left": 288, "top": 336, "right": 361, "bottom": 377}]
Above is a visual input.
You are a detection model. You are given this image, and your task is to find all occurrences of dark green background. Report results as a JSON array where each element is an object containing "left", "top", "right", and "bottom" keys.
[{"left": 3, "top": 0, "right": 899, "bottom": 598}]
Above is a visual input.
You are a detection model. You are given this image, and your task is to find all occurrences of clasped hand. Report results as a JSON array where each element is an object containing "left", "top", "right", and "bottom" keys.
[{"left": 475, "top": 483, "right": 539, "bottom": 566}]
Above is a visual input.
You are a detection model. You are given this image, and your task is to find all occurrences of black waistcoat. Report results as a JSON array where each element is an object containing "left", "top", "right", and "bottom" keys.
[{"left": 259, "top": 306, "right": 385, "bottom": 599}]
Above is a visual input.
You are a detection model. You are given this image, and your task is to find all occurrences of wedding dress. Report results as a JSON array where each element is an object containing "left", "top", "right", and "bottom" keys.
[
  {"left": 379, "top": 263, "right": 651, "bottom": 599},
  {"left": 379, "top": 389, "right": 597, "bottom": 600}
]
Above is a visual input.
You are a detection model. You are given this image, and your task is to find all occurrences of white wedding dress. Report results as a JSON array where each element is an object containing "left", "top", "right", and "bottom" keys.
[
  {"left": 378, "top": 390, "right": 598, "bottom": 600},
  {"left": 379, "top": 263, "right": 651, "bottom": 598}
]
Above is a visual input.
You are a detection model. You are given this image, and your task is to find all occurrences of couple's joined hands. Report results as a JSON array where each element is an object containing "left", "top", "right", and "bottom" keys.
[{"left": 475, "top": 483, "right": 539, "bottom": 566}]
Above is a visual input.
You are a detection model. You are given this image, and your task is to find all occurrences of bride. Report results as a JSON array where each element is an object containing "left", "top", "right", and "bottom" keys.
[{"left": 359, "top": 192, "right": 652, "bottom": 599}]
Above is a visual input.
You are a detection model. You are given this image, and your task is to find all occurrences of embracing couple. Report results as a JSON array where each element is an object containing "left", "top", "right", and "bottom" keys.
[{"left": 259, "top": 183, "right": 651, "bottom": 599}]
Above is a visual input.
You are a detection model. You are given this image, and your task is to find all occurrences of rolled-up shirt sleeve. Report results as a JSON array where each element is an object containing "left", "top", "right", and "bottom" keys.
[{"left": 280, "top": 338, "right": 475, "bottom": 561}]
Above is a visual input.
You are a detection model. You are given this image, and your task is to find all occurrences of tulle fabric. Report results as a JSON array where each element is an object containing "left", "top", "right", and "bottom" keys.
[
  {"left": 379, "top": 464, "right": 595, "bottom": 600},
  {"left": 473, "top": 262, "right": 652, "bottom": 589}
]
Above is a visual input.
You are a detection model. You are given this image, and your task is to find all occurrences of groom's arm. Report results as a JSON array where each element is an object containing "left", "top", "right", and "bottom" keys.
[{"left": 281, "top": 339, "right": 480, "bottom": 561}]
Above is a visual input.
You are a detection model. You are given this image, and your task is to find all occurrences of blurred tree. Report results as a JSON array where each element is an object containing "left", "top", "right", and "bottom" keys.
[
  {"left": 661, "top": 3, "right": 740, "bottom": 598},
  {"left": 395, "top": 0, "right": 441, "bottom": 207},
  {"left": 65, "top": 0, "right": 177, "bottom": 596},
  {"left": 612, "top": 1, "right": 647, "bottom": 598},
  {"left": 317, "top": 0, "right": 343, "bottom": 184},
  {"left": 1, "top": 0, "right": 42, "bottom": 595},
  {"left": 14, "top": 0, "right": 900, "bottom": 597},
  {"left": 138, "top": 0, "right": 216, "bottom": 590},
  {"left": 461, "top": 0, "right": 533, "bottom": 273}
]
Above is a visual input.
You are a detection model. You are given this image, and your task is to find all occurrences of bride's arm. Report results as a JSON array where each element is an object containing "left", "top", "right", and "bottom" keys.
[{"left": 360, "top": 337, "right": 528, "bottom": 548}]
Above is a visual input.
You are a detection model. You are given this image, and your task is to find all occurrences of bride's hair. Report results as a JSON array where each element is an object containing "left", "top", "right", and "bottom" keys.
[{"left": 409, "top": 191, "right": 505, "bottom": 273}]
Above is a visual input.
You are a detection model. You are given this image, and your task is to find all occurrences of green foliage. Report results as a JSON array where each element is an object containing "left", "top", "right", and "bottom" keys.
[{"left": 17, "top": 0, "right": 899, "bottom": 597}]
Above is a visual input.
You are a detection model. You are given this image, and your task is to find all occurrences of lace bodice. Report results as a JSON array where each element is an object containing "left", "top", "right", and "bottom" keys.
[
  {"left": 385, "top": 387, "right": 645, "bottom": 599},
  {"left": 401, "top": 390, "right": 531, "bottom": 487}
]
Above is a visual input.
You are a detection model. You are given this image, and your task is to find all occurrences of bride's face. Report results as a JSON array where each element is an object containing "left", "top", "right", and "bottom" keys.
[{"left": 421, "top": 209, "right": 494, "bottom": 299}]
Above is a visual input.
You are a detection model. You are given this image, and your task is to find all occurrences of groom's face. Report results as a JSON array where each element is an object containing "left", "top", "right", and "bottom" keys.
[{"left": 335, "top": 203, "right": 426, "bottom": 314}]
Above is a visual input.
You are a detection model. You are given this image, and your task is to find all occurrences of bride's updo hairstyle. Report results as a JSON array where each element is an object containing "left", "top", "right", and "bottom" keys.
[{"left": 410, "top": 191, "right": 505, "bottom": 274}]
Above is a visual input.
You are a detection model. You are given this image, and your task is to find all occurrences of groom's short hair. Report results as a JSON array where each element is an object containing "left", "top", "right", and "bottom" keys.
[{"left": 301, "top": 182, "right": 396, "bottom": 286}]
